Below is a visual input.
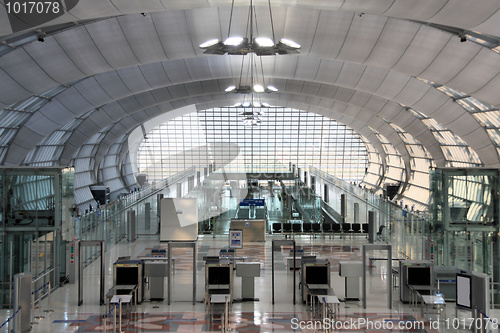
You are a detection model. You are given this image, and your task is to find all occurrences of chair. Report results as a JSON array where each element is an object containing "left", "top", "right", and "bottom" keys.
[
  {"left": 272, "top": 222, "right": 282, "bottom": 234},
  {"left": 302, "top": 222, "right": 312, "bottom": 233},
  {"left": 292, "top": 223, "right": 302, "bottom": 234},
  {"left": 342, "top": 223, "right": 352, "bottom": 233},
  {"left": 361, "top": 223, "right": 369, "bottom": 233},
  {"left": 311, "top": 223, "right": 321, "bottom": 234},
  {"left": 377, "top": 225, "right": 386, "bottom": 240},
  {"left": 351, "top": 223, "right": 361, "bottom": 233},
  {"left": 282, "top": 223, "right": 292, "bottom": 234}
]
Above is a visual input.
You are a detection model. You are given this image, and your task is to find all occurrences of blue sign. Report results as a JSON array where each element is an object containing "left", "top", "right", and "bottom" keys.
[{"left": 240, "top": 199, "right": 265, "bottom": 207}]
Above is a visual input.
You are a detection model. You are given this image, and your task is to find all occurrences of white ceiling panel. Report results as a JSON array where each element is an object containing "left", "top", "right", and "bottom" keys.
[
  {"left": 394, "top": 79, "right": 430, "bottom": 106},
  {"left": 294, "top": 57, "right": 321, "bottom": 81},
  {"left": 340, "top": 0, "right": 394, "bottom": 13},
  {"left": 299, "top": 81, "right": 320, "bottom": 96},
  {"left": 134, "top": 92, "right": 160, "bottom": 109},
  {"left": 354, "top": 67, "right": 388, "bottom": 93},
  {"left": 73, "top": 79, "right": 113, "bottom": 107},
  {"left": 162, "top": 60, "right": 193, "bottom": 83},
  {"left": 418, "top": 39, "right": 481, "bottom": 85},
  {"left": 336, "top": 62, "right": 366, "bottom": 89},
  {"left": 23, "top": 37, "right": 85, "bottom": 84},
  {"left": 55, "top": 90, "right": 94, "bottom": 116},
  {"left": 374, "top": 71, "right": 409, "bottom": 100},
  {"left": 472, "top": 74, "right": 500, "bottom": 107},
  {"left": 428, "top": 0, "right": 500, "bottom": 29},
  {"left": 392, "top": 25, "right": 452, "bottom": 76},
  {"left": 185, "top": 58, "right": 214, "bottom": 81},
  {"left": 309, "top": 11, "right": 352, "bottom": 57},
  {"left": 152, "top": 11, "right": 198, "bottom": 60},
  {"left": 55, "top": 27, "right": 114, "bottom": 76},
  {"left": 365, "top": 18, "right": 419, "bottom": 68},
  {"left": 446, "top": 49, "right": 500, "bottom": 104},
  {"left": 1, "top": 49, "right": 57, "bottom": 95},
  {"left": 94, "top": 72, "right": 132, "bottom": 100},
  {"left": 85, "top": 18, "right": 139, "bottom": 69},
  {"left": 139, "top": 63, "right": 172, "bottom": 87},
  {"left": 337, "top": 15, "right": 387, "bottom": 63},
  {"left": 0, "top": 68, "right": 32, "bottom": 107},
  {"left": 118, "top": 67, "right": 152, "bottom": 93},
  {"left": 384, "top": 0, "right": 449, "bottom": 20}
]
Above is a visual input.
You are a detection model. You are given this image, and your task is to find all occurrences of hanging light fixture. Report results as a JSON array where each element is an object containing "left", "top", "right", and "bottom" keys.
[
  {"left": 200, "top": 0, "right": 300, "bottom": 56},
  {"left": 226, "top": 52, "right": 278, "bottom": 94},
  {"left": 237, "top": 92, "right": 270, "bottom": 127}
]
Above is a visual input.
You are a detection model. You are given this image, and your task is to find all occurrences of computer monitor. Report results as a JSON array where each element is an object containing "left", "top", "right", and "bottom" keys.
[
  {"left": 208, "top": 266, "right": 230, "bottom": 285},
  {"left": 115, "top": 266, "right": 139, "bottom": 285},
  {"left": 305, "top": 266, "right": 328, "bottom": 284},
  {"left": 406, "top": 266, "right": 431, "bottom": 286}
]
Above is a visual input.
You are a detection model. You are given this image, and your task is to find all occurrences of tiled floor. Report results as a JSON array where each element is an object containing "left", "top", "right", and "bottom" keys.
[{"left": 1, "top": 234, "right": 494, "bottom": 332}]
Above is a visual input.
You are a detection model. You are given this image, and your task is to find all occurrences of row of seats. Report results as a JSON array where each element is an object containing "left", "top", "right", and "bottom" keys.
[{"left": 272, "top": 222, "right": 369, "bottom": 234}]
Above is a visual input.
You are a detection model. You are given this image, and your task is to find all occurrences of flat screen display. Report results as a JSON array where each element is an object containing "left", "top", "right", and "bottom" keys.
[
  {"left": 305, "top": 266, "right": 328, "bottom": 284},
  {"left": 115, "top": 266, "right": 139, "bottom": 285},
  {"left": 406, "top": 266, "right": 431, "bottom": 286},
  {"left": 456, "top": 274, "right": 472, "bottom": 308},
  {"left": 208, "top": 266, "right": 230, "bottom": 285}
]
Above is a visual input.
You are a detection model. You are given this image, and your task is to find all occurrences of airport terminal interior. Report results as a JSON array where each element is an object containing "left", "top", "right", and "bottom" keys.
[{"left": 1, "top": 0, "right": 500, "bottom": 332}]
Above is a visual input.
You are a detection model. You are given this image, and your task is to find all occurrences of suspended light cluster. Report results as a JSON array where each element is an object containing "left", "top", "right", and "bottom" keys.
[
  {"left": 225, "top": 84, "right": 278, "bottom": 94},
  {"left": 234, "top": 102, "right": 270, "bottom": 126},
  {"left": 200, "top": 37, "right": 300, "bottom": 56},
  {"left": 200, "top": 0, "right": 299, "bottom": 56}
]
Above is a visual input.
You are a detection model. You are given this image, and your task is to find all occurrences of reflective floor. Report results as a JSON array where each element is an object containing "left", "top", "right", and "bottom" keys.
[{"left": 1, "top": 234, "right": 497, "bottom": 332}]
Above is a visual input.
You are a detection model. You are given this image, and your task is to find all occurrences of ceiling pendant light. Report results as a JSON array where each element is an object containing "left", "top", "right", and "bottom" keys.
[{"left": 200, "top": 0, "right": 300, "bottom": 56}]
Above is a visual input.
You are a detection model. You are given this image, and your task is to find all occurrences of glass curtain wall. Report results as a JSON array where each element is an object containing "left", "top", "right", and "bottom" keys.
[{"left": 136, "top": 107, "right": 368, "bottom": 183}]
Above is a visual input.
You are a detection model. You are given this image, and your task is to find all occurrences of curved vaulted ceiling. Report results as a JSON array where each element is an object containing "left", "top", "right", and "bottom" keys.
[{"left": 1, "top": 0, "right": 500, "bottom": 208}]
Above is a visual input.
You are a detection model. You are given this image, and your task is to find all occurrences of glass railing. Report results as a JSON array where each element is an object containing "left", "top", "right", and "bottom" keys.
[
  {"left": 309, "top": 166, "right": 429, "bottom": 260},
  {"left": 75, "top": 167, "right": 197, "bottom": 267}
]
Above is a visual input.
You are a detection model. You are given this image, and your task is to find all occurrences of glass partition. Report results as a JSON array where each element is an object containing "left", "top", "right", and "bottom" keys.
[
  {"left": 0, "top": 167, "right": 68, "bottom": 308},
  {"left": 429, "top": 168, "right": 500, "bottom": 307}
]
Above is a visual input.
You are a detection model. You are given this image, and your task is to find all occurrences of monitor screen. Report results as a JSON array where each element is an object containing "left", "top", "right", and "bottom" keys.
[
  {"left": 305, "top": 266, "right": 328, "bottom": 284},
  {"left": 208, "top": 266, "right": 230, "bottom": 285},
  {"left": 456, "top": 274, "right": 471, "bottom": 308},
  {"left": 115, "top": 266, "right": 139, "bottom": 285},
  {"left": 406, "top": 266, "right": 431, "bottom": 286}
]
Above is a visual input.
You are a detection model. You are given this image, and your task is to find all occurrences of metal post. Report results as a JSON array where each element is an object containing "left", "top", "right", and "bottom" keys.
[
  {"left": 272, "top": 240, "right": 275, "bottom": 304},
  {"left": 113, "top": 303, "right": 116, "bottom": 333},
  {"left": 30, "top": 292, "right": 37, "bottom": 325},
  {"left": 362, "top": 248, "right": 366, "bottom": 309},
  {"left": 145, "top": 202, "right": 151, "bottom": 230},
  {"left": 193, "top": 242, "right": 197, "bottom": 305},
  {"left": 104, "top": 310, "right": 107, "bottom": 333},
  {"left": 9, "top": 241, "right": 13, "bottom": 307},
  {"left": 168, "top": 242, "right": 172, "bottom": 305},
  {"left": 293, "top": 241, "right": 296, "bottom": 305},
  {"left": 119, "top": 301, "right": 122, "bottom": 333},
  {"left": 78, "top": 241, "right": 83, "bottom": 306},
  {"left": 44, "top": 282, "right": 53, "bottom": 313},
  {"left": 100, "top": 242, "right": 105, "bottom": 305}
]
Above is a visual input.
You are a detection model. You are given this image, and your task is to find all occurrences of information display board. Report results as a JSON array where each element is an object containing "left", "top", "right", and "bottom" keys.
[{"left": 229, "top": 229, "right": 243, "bottom": 248}]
